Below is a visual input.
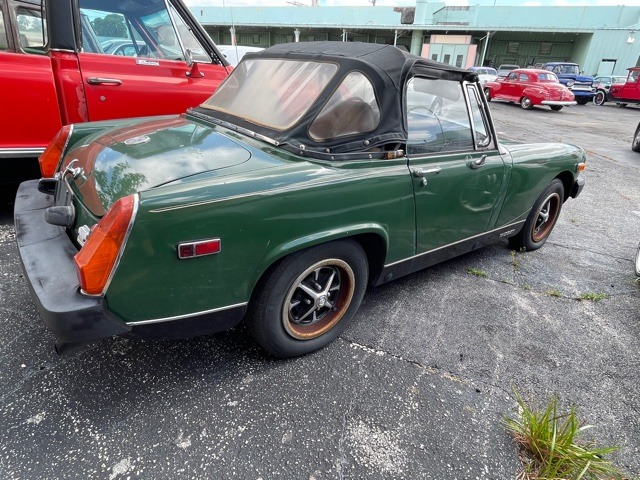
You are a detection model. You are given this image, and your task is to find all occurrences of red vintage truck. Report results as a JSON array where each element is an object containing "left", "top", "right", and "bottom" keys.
[
  {"left": 594, "top": 67, "right": 640, "bottom": 107},
  {"left": 1, "top": 0, "right": 231, "bottom": 182}
]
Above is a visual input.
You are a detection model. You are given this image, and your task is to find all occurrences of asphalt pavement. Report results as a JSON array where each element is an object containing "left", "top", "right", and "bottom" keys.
[{"left": 0, "top": 100, "right": 638, "bottom": 479}]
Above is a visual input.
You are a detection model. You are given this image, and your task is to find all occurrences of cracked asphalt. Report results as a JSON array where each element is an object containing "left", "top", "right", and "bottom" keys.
[{"left": 1, "top": 101, "right": 639, "bottom": 479}]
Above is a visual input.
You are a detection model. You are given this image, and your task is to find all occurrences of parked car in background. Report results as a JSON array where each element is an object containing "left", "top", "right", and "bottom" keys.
[
  {"left": 593, "top": 74, "right": 627, "bottom": 95},
  {"left": 15, "top": 42, "right": 586, "bottom": 357},
  {"left": 0, "top": 0, "right": 230, "bottom": 183},
  {"left": 484, "top": 68, "right": 576, "bottom": 110},
  {"left": 542, "top": 62, "right": 595, "bottom": 105},
  {"left": 497, "top": 63, "right": 519, "bottom": 77},
  {"left": 217, "top": 45, "right": 264, "bottom": 67},
  {"left": 101, "top": 39, "right": 149, "bottom": 57},
  {"left": 594, "top": 67, "right": 640, "bottom": 107},
  {"left": 469, "top": 66, "right": 498, "bottom": 85}
]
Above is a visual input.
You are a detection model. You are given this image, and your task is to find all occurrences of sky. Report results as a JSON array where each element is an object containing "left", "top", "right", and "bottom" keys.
[{"left": 184, "top": 0, "right": 640, "bottom": 6}]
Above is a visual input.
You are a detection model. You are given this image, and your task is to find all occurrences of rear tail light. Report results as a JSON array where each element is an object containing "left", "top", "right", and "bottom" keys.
[
  {"left": 74, "top": 195, "right": 137, "bottom": 295},
  {"left": 39, "top": 125, "right": 73, "bottom": 178}
]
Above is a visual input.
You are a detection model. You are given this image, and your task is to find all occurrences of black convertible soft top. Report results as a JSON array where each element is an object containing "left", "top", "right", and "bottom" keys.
[{"left": 194, "top": 41, "right": 477, "bottom": 159}]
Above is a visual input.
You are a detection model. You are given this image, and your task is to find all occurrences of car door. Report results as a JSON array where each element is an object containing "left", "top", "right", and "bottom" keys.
[
  {"left": 406, "top": 77, "right": 507, "bottom": 253},
  {"left": 0, "top": 0, "right": 61, "bottom": 155},
  {"left": 616, "top": 70, "right": 640, "bottom": 101},
  {"left": 76, "top": 0, "right": 229, "bottom": 122},
  {"left": 500, "top": 72, "right": 520, "bottom": 101}
]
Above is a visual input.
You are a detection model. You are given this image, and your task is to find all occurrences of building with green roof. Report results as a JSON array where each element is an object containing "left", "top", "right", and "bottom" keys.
[{"left": 189, "top": 1, "right": 640, "bottom": 75}]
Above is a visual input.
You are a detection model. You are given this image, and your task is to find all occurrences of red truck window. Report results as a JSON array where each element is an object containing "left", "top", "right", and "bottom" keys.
[
  {"left": 0, "top": 8, "right": 8, "bottom": 49},
  {"left": 16, "top": 6, "right": 46, "bottom": 51},
  {"left": 79, "top": 0, "right": 210, "bottom": 63}
]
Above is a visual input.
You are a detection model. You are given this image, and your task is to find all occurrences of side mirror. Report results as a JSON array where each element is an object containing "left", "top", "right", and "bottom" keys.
[
  {"left": 185, "top": 48, "right": 204, "bottom": 78},
  {"left": 185, "top": 48, "right": 194, "bottom": 67}
]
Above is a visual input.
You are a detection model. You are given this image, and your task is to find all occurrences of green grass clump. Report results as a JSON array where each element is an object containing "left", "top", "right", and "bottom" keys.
[
  {"left": 544, "top": 289, "right": 562, "bottom": 298},
  {"left": 579, "top": 292, "right": 609, "bottom": 302},
  {"left": 504, "top": 389, "right": 624, "bottom": 480},
  {"left": 467, "top": 267, "right": 488, "bottom": 278}
]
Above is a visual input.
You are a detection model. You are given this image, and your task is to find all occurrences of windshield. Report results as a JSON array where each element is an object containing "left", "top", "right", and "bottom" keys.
[
  {"left": 201, "top": 58, "right": 339, "bottom": 130},
  {"left": 555, "top": 64, "right": 579, "bottom": 75}
]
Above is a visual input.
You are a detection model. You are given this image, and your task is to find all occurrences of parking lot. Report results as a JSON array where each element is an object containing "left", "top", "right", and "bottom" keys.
[{"left": 1, "top": 100, "right": 639, "bottom": 479}]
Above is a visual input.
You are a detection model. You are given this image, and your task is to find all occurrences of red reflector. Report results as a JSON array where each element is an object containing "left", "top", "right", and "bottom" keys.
[
  {"left": 178, "top": 239, "right": 220, "bottom": 259},
  {"left": 196, "top": 240, "right": 221, "bottom": 256},
  {"left": 178, "top": 244, "right": 195, "bottom": 258}
]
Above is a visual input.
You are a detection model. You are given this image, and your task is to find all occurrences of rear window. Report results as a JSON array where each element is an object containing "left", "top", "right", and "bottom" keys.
[
  {"left": 538, "top": 72, "right": 558, "bottom": 82},
  {"left": 16, "top": 5, "right": 47, "bottom": 51},
  {"left": 309, "top": 71, "right": 380, "bottom": 141},
  {"left": 202, "top": 58, "right": 339, "bottom": 130}
]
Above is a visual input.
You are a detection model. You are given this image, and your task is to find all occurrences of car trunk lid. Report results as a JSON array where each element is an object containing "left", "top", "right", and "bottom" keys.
[{"left": 62, "top": 116, "right": 253, "bottom": 217}]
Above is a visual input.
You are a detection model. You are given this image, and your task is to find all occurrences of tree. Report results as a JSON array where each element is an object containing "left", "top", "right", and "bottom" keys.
[{"left": 91, "top": 14, "right": 127, "bottom": 38}]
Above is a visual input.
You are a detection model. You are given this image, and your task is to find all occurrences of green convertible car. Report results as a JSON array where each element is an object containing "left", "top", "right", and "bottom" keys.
[{"left": 15, "top": 42, "right": 586, "bottom": 357}]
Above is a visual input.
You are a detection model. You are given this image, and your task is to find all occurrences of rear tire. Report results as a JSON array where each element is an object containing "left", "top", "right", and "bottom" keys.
[
  {"left": 550, "top": 105, "right": 563, "bottom": 111},
  {"left": 509, "top": 179, "right": 564, "bottom": 251},
  {"left": 594, "top": 91, "right": 606, "bottom": 106},
  {"left": 248, "top": 240, "right": 368, "bottom": 357},
  {"left": 484, "top": 88, "right": 491, "bottom": 101}
]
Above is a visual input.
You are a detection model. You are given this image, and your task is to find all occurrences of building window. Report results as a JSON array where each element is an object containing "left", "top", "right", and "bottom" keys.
[
  {"left": 455, "top": 54, "right": 464, "bottom": 68},
  {"left": 507, "top": 42, "right": 519, "bottom": 54},
  {"left": 443, "top": 54, "right": 451, "bottom": 64},
  {"left": 431, "top": 54, "right": 438, "bottom": 61},
  {"left": 252, "top": 34, "right": 260, "bottom": 44},
  {"left": 539, "top": 43, "right": 552, "bottom": 55}
]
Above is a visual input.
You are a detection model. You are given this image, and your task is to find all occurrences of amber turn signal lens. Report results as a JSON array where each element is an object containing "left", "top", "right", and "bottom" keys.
[
  {"left": 576, "top": 162, "right": 586, "bottom": 172},
  {"left": 74, "top": 195, "right": 136, "bottom": 295},
  {"left": 39, "top": 125, "right": 72, "bottom": 178}
]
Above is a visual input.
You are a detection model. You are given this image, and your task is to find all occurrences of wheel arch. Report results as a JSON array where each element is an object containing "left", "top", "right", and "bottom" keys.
[
  {"left": 249, "top": 226, "right": 389, "bottom": 302},
  {"left": 554, "top": 170, "right": 575, "bottom": 202}
]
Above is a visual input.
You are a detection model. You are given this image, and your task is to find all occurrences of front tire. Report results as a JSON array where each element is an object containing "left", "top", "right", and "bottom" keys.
[
  {"left": 594, "top": 91, "right": 606, "bottom": 106},
  {"left": 550, "top": 105, "right": 563, "bottom": 111},
  {"left": 484, "top": 88, "right": 491, "bottom": 101},
  {"left": 248, "top": 240, "right": 368, "bottom": 357},
  {"left": 509, "top": 179, "right": 564, "bottom": 251},
  {"left": 520, "top": 97, "right": 533, "bottom": 110},
  {"left": 576, "top": 97, "right": 590, "bottom": 105},
  {"left": 632, "top": 124, "right": 640, "bottom": 152}
]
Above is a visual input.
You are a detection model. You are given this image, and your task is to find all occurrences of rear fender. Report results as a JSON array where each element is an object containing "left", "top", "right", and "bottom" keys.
[
  {"left": 521, "top": 87, "right": 544, "bottom": 102},
  {"left": 254, "top": 224, "right": 389, "bottom": 285}
]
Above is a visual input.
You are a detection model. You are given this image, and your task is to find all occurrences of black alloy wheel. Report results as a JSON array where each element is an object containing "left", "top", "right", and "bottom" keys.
[
  {"left": 509, "top": 179, "right": 564, "bottom": 251},
  {"left": 248, "top": 240, "right": 368, "bottom": 357}
]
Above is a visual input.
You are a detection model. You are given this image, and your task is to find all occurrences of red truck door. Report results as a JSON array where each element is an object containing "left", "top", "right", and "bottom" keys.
[
  {"left": 615, "top": 69, "right": 640, "bottom": 102},
  {"left": 0, "top": 3, "right": 61, "bottom": 158},
  {"left": 76, "top": 0, "right": 229, "bottom": 122}
]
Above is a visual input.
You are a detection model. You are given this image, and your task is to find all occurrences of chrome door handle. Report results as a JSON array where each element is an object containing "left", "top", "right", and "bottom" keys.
[
  {"left": 412, "top": 167, "right": 441, "bottom": 177},
  {"left": 87, "top": 77, "right": 122, "bottom": 85},
  {"left": 412, "top": 167, "right": 441, "bottom": 186},
  {"left": 469, "top": 154, "right": 487, "bottom": 169}
]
